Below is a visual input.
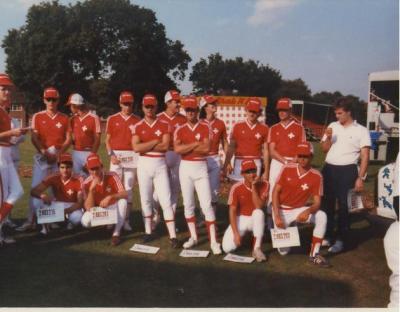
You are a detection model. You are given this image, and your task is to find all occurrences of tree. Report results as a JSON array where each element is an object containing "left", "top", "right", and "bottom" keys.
[
  {"left": 2, "top": 0, "right": 191, "bottom": 115},
  {"left": 273, "top": 78, "right": 312, "bottom": 101}
]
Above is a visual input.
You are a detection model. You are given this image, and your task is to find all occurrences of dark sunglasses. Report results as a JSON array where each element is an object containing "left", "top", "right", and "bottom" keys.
[
  {"left": 248, "top": 110, "right": 259, "bottom": 114},
  {"left": 89, "top": 166, "right": 100, "bottom": 171},
  {"left": 184, "top": 108, "right": 197, "bottom": 113},
  {"left": 144, "top": 105, "right": 155, "bottom": 109},
  {"left": 45, "top": 98, "right": 58, "bottom": 102},
  {"left": 242, "top": 169, "right": 257, "bottom": 174},
  {"left": 121, "top": 102, "right": 132, "bottom": 106}
]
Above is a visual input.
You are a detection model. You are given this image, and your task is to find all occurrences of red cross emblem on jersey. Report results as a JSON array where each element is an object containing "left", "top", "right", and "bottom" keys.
[
  {"left": 213, "top": 128, "right": 218, "bottom": 134},
  {"left": 67, "top": 189, "right": 74, "bottom": 196},
  {"left": 106, "top": 186, "right": 112, "bottom": 193},
  {"left": 56, "top": 122, "right": 62, "bottom": 128},
  {"left": 195, "top": 133, "right": 201, "bottom": 141},
  {"left": 288, "top": 132, "right": 295, "bottom": 139},
  {"left": 301, "top": 183, "right": 309, "bottom": 191},
  {"left": 255, "top": 132, "right": 261, "bottom": 139},
  {"left": 155, "top": 130, "right": 162, "bottom": 137},
  {"left": 82, "top": 125, "right": 88, "bottom": 132}
]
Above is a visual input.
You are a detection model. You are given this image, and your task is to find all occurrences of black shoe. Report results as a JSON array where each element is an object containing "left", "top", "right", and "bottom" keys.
[
  {"left": 142, "top": 233, "right": 155, "bottom": 243},
  {"left": 169, "top": 238, "right": 180, "bottom": 249}
]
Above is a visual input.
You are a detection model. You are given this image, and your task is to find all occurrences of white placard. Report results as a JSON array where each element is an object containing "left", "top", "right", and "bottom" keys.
[
  {"left": 90, "top": 206, "right": 117, "bottom": 226},
  {"left": 37, "top": 202, "right": 65, "bottom": 224},
  {"left": 223, "top": 253, "right": 255, "bottom": 264},
  {"left": 179, "top": 249, "right": 210, "bottom": 258},
  {"left": 114, "top": 151, "right": 137, "bottom": 169},
  {"left": 347, "top": 189, "right": 364, "bottom": 213},
  {"left": 34, "top": 154, "right": 50, "bottom": 170},
  {"left": 130, "top": 244, "right": 160, "bottom": 254},
  {"left": 270, "top": 226, "right": 301, "bottom": 248}
]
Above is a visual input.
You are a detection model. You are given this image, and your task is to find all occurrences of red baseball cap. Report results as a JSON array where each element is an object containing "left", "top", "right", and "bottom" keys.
[
  {"left": 86, "top": 153, "right": 102, "bottom": 169},
  {"left": 276, "top": 98, "right": 292, "bottom": 110},
  {"left": 0, "top": 74, "right": 14, "bottom": 87},
  {"left": 58, "top": 153, "right": 73, "bottom": 164},
  {"left": 241, "top": 160, "right": 257, "bottom": 173},
  {"left": 43, "top": 87, "right": 59, "bottom": 99},
  {"left": 199, "top": 95, "right": 217, "bottom": 109},
  {"left": 181, "top": 95, "right": 198, "bottom": 109},
  {"left": 164, "top": 90, "right": 180, "bottom": 103},
  {"left": 142, "top": 94, "right": 157, "bottom": 106},
  {"left": 246, "top": 97, "right": 262, "bottom": 112},
  {"left": 296, "top": 142, "right": 313, "bottom": 156},
  {"left": 120, "top": 91, "right": 134, "bottom": 104}
]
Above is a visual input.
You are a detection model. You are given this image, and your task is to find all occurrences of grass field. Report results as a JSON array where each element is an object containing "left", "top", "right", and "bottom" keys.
[{"left": 0, "top": 135, "right": 394, "bottom": 307}]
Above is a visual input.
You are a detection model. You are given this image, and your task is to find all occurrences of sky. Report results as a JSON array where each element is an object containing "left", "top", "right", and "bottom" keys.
[{"left": 0, "top": 0, "right": 398, "bottom": 100}]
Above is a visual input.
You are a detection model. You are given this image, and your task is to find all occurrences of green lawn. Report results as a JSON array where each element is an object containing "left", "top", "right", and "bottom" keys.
[{"left": 0, "top": 135, "right": 393, "bottom": 307}]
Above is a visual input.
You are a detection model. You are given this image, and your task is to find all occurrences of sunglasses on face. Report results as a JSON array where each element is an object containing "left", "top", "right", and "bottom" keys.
[
  {"left": 45, "top": 98, "right": 58, "bottom": 102},
  {"left": 89, "top": 166, "right": 100, "bottom": 171},
  {"left": 184, "top": 108, "right": 197, "bottom": 113},
  {"left": 242, "top": 169, "right": 257, "bottom": 174},
  {"left": 144, "top": 105, "right": 155, "bottom": 109},
  {"left": 248, "top": 110, "right": 259, "bottom": 114},
  {"left": 121, "top": 102, "right": 132, "bottom": 106}
]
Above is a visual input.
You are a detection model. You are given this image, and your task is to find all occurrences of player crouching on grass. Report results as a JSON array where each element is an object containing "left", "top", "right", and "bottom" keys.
[
  {"left": 174, "top": 95, "right": 222, "bottom": 255},
  {"left": 272, "top": 142, "right": 330, "bottom": 267},
  {"left": 222, "top": 160, "right": 268, "bottom": 262},
  {"left": 30, "top": 153, "right": 84, "bottom": 236},
  {"left": 81, "top": 153, "right": 128, "bottom": 246}
]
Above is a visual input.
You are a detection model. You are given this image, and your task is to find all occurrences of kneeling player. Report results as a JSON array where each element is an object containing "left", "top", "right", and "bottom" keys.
[
  {"left": 30, "top": 153, "right": 83, "bottom": 235},
  {"left": 272, "top": 142, "right": 329, "bottom": 267},
  {"left": 222, "top": 160, "right": 268, "bottom": 262},
  {"left": 81, "top": 153, "right": 128, "bottom": 246}
]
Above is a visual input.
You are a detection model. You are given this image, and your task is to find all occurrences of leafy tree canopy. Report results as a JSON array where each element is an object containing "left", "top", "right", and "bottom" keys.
[{"left": 2, "top": 0, "right": 191, "bottom": 116}]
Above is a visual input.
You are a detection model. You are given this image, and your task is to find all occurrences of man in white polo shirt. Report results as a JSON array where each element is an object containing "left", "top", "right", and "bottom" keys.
[{"left": 321, "top": 97, "right": 371, "bottom": 253}]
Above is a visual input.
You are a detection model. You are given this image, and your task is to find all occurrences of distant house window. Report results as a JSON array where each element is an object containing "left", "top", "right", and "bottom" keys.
[{"left": 11, "top": 105, "right": 22, "bottom": 111}]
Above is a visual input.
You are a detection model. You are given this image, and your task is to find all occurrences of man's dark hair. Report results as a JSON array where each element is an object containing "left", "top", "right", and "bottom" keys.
[
  {"left": 334, "top": 97, "right": 353, "bottom": 116},
  {"left": 58, "top": 161, "right": 73, "bottom": 167}
]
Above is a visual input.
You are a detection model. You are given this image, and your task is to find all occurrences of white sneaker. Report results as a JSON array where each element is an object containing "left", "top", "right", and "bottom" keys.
[
  {"left": 210, "top": 242, "right": 222, "bottom": 255},
  {"left": 183, "top": 237, "right": 198, "bottom": 249},
  {"left": 328, "top": 240, "right": 344, "bottom": 254},
  {"left": 277, "top": 247, "right": 291, "bottom": 256},
  {"left": 15, "top": 220, "right": 36, "bottom": 232},
  {"left": 322, "top": 239, "right": 331, "bottom": 247},
  {"left": 252, "top": 247, "right": 267, "bottom": 262},
  {"left": 123, "top": 221, "right": 132, "bottom": 232}
]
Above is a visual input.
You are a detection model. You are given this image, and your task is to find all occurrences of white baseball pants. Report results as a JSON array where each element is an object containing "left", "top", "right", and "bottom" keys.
[
  {"left": 72, "top": 150, "right": 91, "bottom": 177},
  {"left": 28, "top": 153, "right": 58, "bottom": 222},
  {"left": 179, "top": 160, "right": 215, "bottom": 221},
  {"left": 137, "top": 156, "right": 174, "bottom": 221},
  {"left": 275, "top": 206, "right": 327, "bottom": 239},
  {"left": 81, "top": 199, "right": 127, "bottom": 235},
  {"left": 222, "top": 209, "right": 265, "bottom": 253},
  {"left": 207, "top": 154, "right": 221, "bottom": 204},
  {"left": 228, "top": 158, "right": 262, "bottom": 182},
  {"left": 0, "top": 146, "right": 24, "bottom": 206}
]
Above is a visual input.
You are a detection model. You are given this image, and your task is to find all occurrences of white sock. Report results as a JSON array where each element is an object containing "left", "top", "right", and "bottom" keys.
[
  {"left": 144, "top": 217, "right": 152, "bottom": 234},
  {"left": 166, "top": 221, "right": 176, "bottom": 239}
]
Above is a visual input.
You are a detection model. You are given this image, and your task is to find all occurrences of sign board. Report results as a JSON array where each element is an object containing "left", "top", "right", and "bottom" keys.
[
  {"left": 130, "top": 244, "right": 160, "bottom": 254},
  {"left": 347, "top": 189, "right": 364, "bottom": 213},
  {"left": 90, "top": 206, "right": 117, "bottom": 227},
  {"left": 37, "top": 202, "right": 65, "bottom": 224},
  {"left": 114, "top": 150, "right": 138, "bottom": 169},
  {"left": 270, "top": 226, "right": 301, "bottom": 249},
  {"left": 223, "top": 253, "right": 255, "bottom": 264},
  {"left": 179, "top": 250, "right": 210, "bottom": 258}
]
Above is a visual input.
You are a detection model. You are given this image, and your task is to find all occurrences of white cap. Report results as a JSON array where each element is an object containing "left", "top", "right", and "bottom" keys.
[
  {"left": 68, "top": 93, "right": 84, "bottom": 105},
  {"left": 164, "top": 90, "right": 180, "bottom": 103}
]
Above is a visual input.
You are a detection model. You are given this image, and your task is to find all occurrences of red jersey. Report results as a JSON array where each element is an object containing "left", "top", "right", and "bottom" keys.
[
  {"left": 268, "top": 120, "right": 306, "bottom": 158},
  {"left": 106, "top": 112, "right": 140, "bottom": 151},
  {"left": 228, "top": 181, "right": 269, "bottom": 216},
  {"left": 174, "top": 122, "right": 211, "bottom": 161},
  {"left": 83, "top": 172, "right": 125, "bottom": 206},
  {"left": 0, "top": 106, "right": 11, "bottom": 146},
  {"left": 70, "top": 112, "right": 101, "bottom": 151},
  {"left": 230, "top": 120, "right": 269, "bottom": 159},
  {"left": 157, "top": 112, "right": 187, "bottom": 150},
  {"left": 31, "top": 111, "right": 70, "bottom": 149},
  {"left": 202, "top": 118, "right": 227, "bottom": 155},
  {"left": 131, "top": 119, "right": 170, "bottom": 157},
  {"left": 276, "top": 164, "right": 323, "bottom": 209},
  {"left": 42, "top": 173, "right": 83, "bottom": 203}
]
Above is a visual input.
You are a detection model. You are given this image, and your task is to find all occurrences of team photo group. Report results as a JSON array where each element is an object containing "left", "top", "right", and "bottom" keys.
[{"left": 0, "top": 73, "right": 371, "bottom": 267}]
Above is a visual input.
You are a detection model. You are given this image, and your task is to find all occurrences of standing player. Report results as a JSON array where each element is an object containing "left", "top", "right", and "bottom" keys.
[
  {"left": 17, "top": 87, "right": 71, "bottom": 232},
  {"left": 174, "top": 95, "right": 222, "bottom": 254},
  {"left": 81, "top": 153, "right": 128, "bottom": 246},
  {"left": 272, "top": 142, "right": 329, "bottom": 267},
  {"left": 154, "top": 90, "right": 186, "bottom": 216},
  {"left": 131, "top": 94, "right": 178, "bottom": 247},
  {"left": 320, "top": 98, "right": 371, "bottom": 253},
  {"left": 105, "top": 91, "right": 140, "bottom": 231},
  {"left": 68, "top": 93, "right": 101, "bottom": 176},
  {"left": 268, "top": 98, "right": 306, "bottom": 197},
  {"left": 0, "top": 73, "right": 26, "bottom": 244},
  {"left": 223, "top": 98, "right": 269, "bottom": 182},
  {"left": 222, "top": 160, "right": 268, "bottom": 262},
  {"left": 30, "top": 153, "right": 83, "bottom": 235},
  {"left": 199, "top": 95, "right": 228, "bottom": 208}
]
